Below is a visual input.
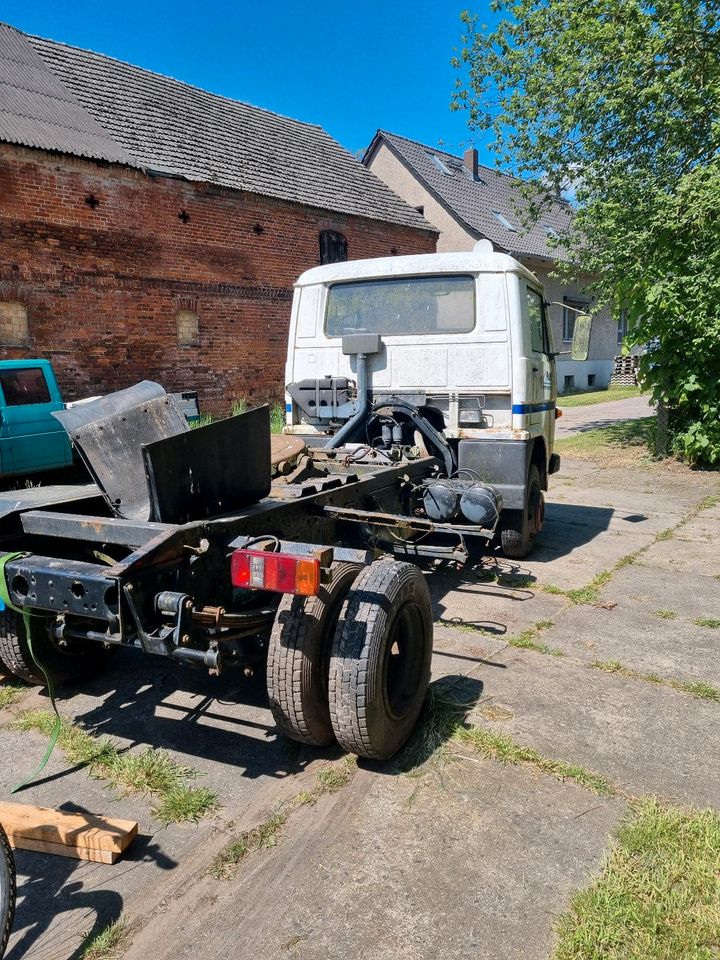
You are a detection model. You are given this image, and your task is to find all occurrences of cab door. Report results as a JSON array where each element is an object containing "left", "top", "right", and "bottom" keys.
[
  {"left": 525, "top": 286, "right": 555, "bottom": 445},
  {"left": 0, "top": 365, "right": 71, "bottom": 475}
]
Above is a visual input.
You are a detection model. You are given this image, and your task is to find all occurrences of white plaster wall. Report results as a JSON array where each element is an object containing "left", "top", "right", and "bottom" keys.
[
  {"left": 366, "top": 143, "right": 473, "bottom": 252},
  {"left": 366, "top": 142, "right": 619, "bottom": 383}
]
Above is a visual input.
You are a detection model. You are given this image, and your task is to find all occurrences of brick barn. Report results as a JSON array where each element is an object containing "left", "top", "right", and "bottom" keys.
[{"left": 0, "top": 24, "right": 436, "bottom": 412}]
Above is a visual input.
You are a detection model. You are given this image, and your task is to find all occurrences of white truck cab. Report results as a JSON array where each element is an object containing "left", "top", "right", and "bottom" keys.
[{"left": 284, "top": 243, "right": 588, "bottom": 557}]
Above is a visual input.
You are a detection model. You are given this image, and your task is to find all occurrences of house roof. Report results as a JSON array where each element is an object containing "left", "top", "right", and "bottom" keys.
[
  {"left": 364, "top": 130, "right": 572, "bottom": 260},
  {"left": 0, "top": 24, "right": 435, "bottom": 234}
]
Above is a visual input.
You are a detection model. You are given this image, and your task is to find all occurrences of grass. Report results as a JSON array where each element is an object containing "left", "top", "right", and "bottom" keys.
[
  {"left": 210, "top": 811, "right": 289, "bottom": 879},
  {"left": 0, "top": 678, "right": 28, "bottom": 710},
  {"left": 592, "top": 660, "right": 720, "bottom": 702},
  {"left": 654, "top": 609, "right": 676, "bottom": 620},
  {"left": 12, "top": 710, "right": 219, "bottom": 824},
  {"left": 558, "top": 385, "right": 643, "bottom": 408},
  {"left": 692, "top": 618, "right": 720, "bottom": 629},
  {"left": 210, "top": 758, "right": 356, "bottom": 879},
  {"left": 555, "top": 417, "right": 655, "bottom": 466},
  {"left": 80, "top": 919, "right": 131, "bottom": 960},
  {"left": 506, "top": 621, "right": 563, "bottom": 656},
  {"left": 191, "top": 398, "right": 285, "bottom": 434},
  {"left": 552, "top": 798, "right": 720, "bottom": 960},
  {"left": 396, "top": 684, "right": 615, "bottom": 796},
  {"left": 454, "top": 726, "right": 616, "bottom": 795},
  {"left": 544, "top": 568, "right": 617, "bottom": 605}
]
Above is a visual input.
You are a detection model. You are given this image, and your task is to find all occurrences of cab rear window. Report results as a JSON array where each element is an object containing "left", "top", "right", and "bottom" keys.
[
  {"left": 0, "top": 368, "right": 51, "bottom": 405},
  {"left": 325, "top": 274, "right": 476, "bottom": 337}
]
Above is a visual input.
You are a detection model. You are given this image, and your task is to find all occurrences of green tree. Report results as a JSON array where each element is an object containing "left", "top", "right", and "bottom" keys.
[{"left": 453, "top": 0, "right": 720, "bottom": 466}]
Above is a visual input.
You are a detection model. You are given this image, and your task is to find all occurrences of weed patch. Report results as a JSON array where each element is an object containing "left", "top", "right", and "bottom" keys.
[
  {"left": 552, "top": 799, "right": 720, "bottom": 960},
  {"left": 12, "top": 710, "right": 218, "bottom": 823},
  {"left": 452, "top": 726, "right": 615, "bottom": 795},
  {"left": 80, "top": 919, "right": 131, "bottom": 959},
  {"left": 0, "top": 678, "right": 28, "bottom": 710},
  {"left": 506, "top": 622, "right": 563, "bottom": 656},
  {"left": 397, "top": 685, "right": 615, "bottom": 796},
  {"left": 592, "top": 660, "right": 719, "bottom": 702},
  {"left": 692, "top": 618, "right": 720, "bottom": 629},
  {"left": 654, "top": 609, "right": 676, "bottom": 620},
  {"left": 210, "top": 758, "right": 356, "bottom": 879}
]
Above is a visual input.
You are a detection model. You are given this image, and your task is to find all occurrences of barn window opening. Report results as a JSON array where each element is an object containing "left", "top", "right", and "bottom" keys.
[
  {"left": 319, "top": 230, "right": 347, "bottom": 265},
  {"left": 176, "top": 309, "right": 199, "bottom": 345},
  {"left": 0, "top": 302, "right": 29, "bottom": 345}
]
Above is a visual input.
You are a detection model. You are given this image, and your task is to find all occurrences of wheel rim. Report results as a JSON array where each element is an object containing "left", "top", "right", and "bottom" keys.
[
  {"left": 528, "top": 483, "right": 544, "bottom": 536},
  {"left": 382, "top": 602, "right": 426, "bottom": 721}
]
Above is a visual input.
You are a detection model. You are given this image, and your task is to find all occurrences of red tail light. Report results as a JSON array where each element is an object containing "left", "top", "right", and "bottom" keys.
[{"left": 230, "top": 549, "right": 321, "bottom": 596}]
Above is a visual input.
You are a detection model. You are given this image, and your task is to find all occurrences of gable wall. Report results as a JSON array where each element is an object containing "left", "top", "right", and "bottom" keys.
[
  {"left": 366, "top": 142, "right": 475, "bottom": 253},
  {"left": 0, "top": 144, "right": 436, "bottom": 412}
]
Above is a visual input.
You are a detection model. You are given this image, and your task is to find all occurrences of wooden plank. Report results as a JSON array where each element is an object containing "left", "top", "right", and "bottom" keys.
[
  {"left": 0, "top": 802, "right": 137, "bottom": 859},
  {"left": 8, "top": 834, "right": 117, "bottom": 864}
]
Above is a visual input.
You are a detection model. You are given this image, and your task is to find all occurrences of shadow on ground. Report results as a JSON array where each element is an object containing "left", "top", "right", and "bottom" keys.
[{"left": 8, "top": 818, "right": 175, "bottom": 960}]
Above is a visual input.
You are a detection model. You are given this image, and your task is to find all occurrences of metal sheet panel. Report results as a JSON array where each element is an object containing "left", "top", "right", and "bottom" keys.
[
  {"left": 55, "top": 388, "right": 189, "bottom": 521},
  {"left": 143, "top": 406, "right": 271, "bottom": 524}
]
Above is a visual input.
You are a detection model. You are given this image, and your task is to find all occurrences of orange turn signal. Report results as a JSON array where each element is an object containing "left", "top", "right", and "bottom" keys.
[{"left": 555, "top": 408, "right": 563, "bottom": 419}]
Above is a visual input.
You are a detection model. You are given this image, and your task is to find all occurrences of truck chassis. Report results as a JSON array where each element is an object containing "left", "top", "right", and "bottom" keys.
[{"left": 0, "top": 385, "right": 495, "bottom": 759}]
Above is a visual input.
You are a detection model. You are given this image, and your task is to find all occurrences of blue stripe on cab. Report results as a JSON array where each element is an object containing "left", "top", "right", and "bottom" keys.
[{"left": 512, "top": 401, "right": 556, "bottom": 414}]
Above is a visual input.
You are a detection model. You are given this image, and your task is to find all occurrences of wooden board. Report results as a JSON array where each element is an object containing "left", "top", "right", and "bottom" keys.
[{"left": 0, "top": 802, "right": 137, "bottom": 864}]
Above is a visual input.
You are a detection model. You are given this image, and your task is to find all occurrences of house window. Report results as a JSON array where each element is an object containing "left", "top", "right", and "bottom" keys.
[
  {"left": 493, "top": 211, "right": 517, "bottom": 232},
  {"left": 588, "top": 374, "right": 596, "bottom": 387},
  {"left": 176, "top": 309, "right": 199, "bottom": 346},
  {"left": 319, "top": 230, "right": 348, "bottom": 265},
  {"left": 425, "top": 152, "right": 453, "bottom": 176},
  {"left": 617, "top": 309, "right": 629, "bottom": 344},
  {"left": 563, "top": 297, "right": 588, "bottom": 342},
  {"left": 564, "top": 374, "right": 575, "bottom": 391},
  {"left": 0, "top": 302, "right": 29, "bottom": 345}
]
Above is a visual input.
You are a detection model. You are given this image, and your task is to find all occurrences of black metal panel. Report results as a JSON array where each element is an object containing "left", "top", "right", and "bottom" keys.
[
  {"left": 5, "top": 555, "right": 119, "bottom": 621},
  {"left": 56, "top": 390, "right": 189, "bottom": 521},
  {"left": 142, "top": 405, "right": 272, "bottom": 524},
  {"left": 457, "top": 438, "right": 532, "bottom": 510},
  {"left": 53, "top": 381, "right": 167, "bottom": 434},
  {"left": 21, "top": 511, "right": 170, "bottom": 547},
  {"left": 0, "top": 484, "right": 101, "bottom": 522}
]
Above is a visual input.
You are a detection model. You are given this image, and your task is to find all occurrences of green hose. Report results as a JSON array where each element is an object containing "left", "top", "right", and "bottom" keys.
[{"left": 0, "top": 553, "right": 61, "bottom": 793}]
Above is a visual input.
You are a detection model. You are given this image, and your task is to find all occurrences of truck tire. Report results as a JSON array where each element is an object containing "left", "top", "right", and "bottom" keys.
[
  {"left": 0, "top": 610, "right": 112, "bottom": 686},
  {"left": 267, "top": 562, "right": 361, "bottom": 746},
  {"left": 500, "top": 463, "right": 544, "bottom": 560},
  {"left": 0, "top": 824, "right": 15, "bottom": 960},
  {"left": 328, "top": 560, "right": 433, "bottom": 760}
]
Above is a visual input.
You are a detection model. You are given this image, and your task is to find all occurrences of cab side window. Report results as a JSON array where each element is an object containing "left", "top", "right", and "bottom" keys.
[
  {"left": 0, "top": 368, "right": 51, "bottom": 405},
  {"left": 526, "top": 287, "right": 551, "bottom": 355}
]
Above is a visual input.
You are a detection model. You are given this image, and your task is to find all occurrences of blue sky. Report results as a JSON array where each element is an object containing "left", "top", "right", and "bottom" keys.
[{"left": 3, "top": 0, "right": 498, "bottom": 165}]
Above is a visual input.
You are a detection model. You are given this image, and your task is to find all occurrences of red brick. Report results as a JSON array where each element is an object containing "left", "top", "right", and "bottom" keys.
[{"left": 0, "top": 144, "right": 436, "bottom": 413}]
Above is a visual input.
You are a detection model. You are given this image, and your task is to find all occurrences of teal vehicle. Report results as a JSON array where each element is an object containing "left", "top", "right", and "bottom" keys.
[{"left": 0, "top": 360, "right": 72, "bottom": 477}]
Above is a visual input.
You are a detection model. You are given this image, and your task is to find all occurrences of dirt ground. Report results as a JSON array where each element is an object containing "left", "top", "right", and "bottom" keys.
[{"left": 2, "top": 432, "right": 719, "bottom": 960}]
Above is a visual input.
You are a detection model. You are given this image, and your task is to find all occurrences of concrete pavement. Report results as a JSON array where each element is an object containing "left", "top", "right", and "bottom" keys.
[{"left": 2, "top": 448, "right": 718, "bottom": 960}]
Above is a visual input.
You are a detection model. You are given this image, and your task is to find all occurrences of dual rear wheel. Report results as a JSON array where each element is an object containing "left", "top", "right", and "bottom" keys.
[{"left": 267, "top": 559, "right": 433, "bottom": 760}]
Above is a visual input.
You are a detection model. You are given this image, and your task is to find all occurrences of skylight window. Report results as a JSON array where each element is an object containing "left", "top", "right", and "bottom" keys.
[
  {"left": 493, "top": 211, "right": 517, "bottom": 232},
  {"left": 426, "top": 152, "right": 453, "bottom": 176},
  {"left": 544, "top": 225, "right": 559, "bottom": 239}
]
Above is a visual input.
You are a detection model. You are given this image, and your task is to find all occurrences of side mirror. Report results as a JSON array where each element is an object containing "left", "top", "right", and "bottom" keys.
[{"left": 571, "top": 313, "right": 593, "bottom": 362}]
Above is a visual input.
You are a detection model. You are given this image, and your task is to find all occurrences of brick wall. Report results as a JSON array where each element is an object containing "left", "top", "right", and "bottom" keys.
[{"left": 0, "top": 144, "right": 436, "bottom": 413}]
